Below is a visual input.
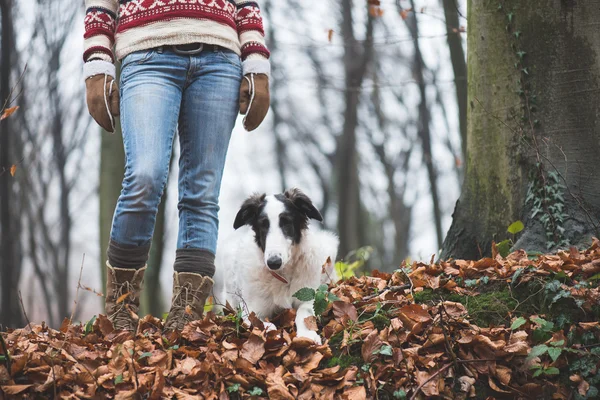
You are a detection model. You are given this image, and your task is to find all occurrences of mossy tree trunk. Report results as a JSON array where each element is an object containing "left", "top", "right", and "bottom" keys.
[{"left": 441, "top": 0, "right": 600, "bottom": 260}]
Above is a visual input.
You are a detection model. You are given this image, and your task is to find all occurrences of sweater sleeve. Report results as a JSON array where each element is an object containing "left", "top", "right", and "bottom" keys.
[
  {"left": 83, "top": 0, "right": 118, "bottom": 64},
  {"left": 235, "top": 1, "right": 271, "bottom": 76}
]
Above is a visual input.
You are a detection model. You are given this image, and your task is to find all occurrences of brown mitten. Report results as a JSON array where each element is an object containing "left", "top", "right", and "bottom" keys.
[
  {"left": 239, "top": 73, "right": 270, "bottom": 131},
  {"left": 85, "top": 74, "right": 120, "bottom": 133}
]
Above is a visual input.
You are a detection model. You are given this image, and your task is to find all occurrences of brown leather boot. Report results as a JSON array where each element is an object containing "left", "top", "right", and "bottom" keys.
[
  {"left": 105, "top": 262, "right": 146, "bottom": 332},
  {"left": 163, "top": 272, "right": 213, "bottom": 332}
]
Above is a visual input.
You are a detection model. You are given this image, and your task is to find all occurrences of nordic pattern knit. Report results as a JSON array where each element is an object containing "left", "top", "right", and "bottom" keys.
[{"left": 83, "top": 0, "right": 270, "bottom": 73}]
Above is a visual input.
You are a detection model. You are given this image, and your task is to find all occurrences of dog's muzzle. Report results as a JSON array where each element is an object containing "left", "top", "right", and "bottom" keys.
[{"left": 266, "top": 256, "right": 283, "bottom": 270}]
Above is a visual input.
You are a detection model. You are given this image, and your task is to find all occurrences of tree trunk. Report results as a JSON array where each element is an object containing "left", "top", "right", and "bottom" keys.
[
  {"left": 405, "top": 0, "right": 444, "bottom": 252},
  {"left": 337, "top": 1, "right": 374, "bottom": 259},
  {"left": 441, "top": 0, "right": 467, "bottom": 160},
  {"left": 99, "top": 121, "right": 125, "bottom": 290},
  {"left": 441, "top": 0, "right": 600, "bottom": 260},
  {"left": 0, "top": 0, "right": 23, "bottom": 328}
]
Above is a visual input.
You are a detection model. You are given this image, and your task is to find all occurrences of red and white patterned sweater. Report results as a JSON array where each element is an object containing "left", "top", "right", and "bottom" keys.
[{"left": 83, "top": 0, "right": 270, "bottom": 78}]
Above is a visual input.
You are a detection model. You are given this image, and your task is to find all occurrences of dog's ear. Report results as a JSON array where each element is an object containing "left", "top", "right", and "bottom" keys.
[
  {"left": 233, "top": 193, "right": 266, "bottom": 229},
  {"left": 284, "top": 188, "right": 323, "bottom": 222}
]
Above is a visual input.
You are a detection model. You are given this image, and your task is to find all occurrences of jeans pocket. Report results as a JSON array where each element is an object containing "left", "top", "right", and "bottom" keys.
[
  {"left": 217, "top": 49, "right": 242, "bottom": 70},
  {"left": 120, "top": 49, "right": 156, "bottom": 73}
]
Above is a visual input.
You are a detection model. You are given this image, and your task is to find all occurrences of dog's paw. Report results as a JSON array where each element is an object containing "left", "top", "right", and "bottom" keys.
[
  {"left": 263, "top": 321, "right": 277, "bottom": 332},
  {"left": 297, "top": 329, "right": 322, "bottom": 345}
]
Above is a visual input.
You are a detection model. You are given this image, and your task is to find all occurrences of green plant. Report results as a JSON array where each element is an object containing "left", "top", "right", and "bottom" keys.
[
  {"left": 84, "top": 315, "right": 96, "bottom": 335},
  {"left": 293, "top": 284, "right": 340, "bottom": 316},
  {"left": 527, "top": 167, "right": 568, "bottom": 250},
  {"left": 248, "top": 387, "right": 263, "bottom": 396},
  {"left": 497, "top": 220, "right": 524, "bottom": 257},
  {"left": 224, "top": 305, "right": 245, "bottom": 336},
  {"left": 336, "top": 246, "right": 374, "bottom": 279},
  {"left": 227, "top": 383, "right": 241, "bottom": 393}
]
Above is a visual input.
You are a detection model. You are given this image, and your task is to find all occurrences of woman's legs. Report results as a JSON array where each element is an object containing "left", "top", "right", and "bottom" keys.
[
  {"left": 106, "top": 50, "right": 187, "bottom": 330},
  {"left": 164, "top": 47, "right": 242, "bottom": 331},
  {"left": 173, "top": 47, "right": 242, "bottom": 276}
]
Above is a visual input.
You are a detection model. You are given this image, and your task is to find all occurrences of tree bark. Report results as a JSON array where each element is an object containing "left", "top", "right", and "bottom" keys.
[
  {"left": 99, "top": 121, "right": 125, "bottom": 289},
  {"left": 405, "top": 1, "right": 444, "bottom": 252},
  {"left": 0, "top": 0, "right": 23, "bottom": 328},
  {"left": 441, "top": 0, "right": 600, "bottom": 260},
  {"left": 337, "top": 1, "right": 374, "bottom": 259},
  {"left": 441, "top": 0, "right": 467, "bottom": 160}
]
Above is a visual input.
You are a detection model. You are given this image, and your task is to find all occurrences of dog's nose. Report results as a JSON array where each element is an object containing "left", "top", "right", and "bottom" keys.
[{"left": 267, "top": 256, "right": 283, "bottom": 270}]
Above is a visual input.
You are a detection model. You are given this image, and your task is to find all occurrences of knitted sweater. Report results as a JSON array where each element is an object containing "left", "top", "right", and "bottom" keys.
[{"left": 83, "top": 0, "right": 270, "bottom": 78}]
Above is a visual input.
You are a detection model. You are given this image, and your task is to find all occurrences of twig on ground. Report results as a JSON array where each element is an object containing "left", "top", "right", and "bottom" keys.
[
  {"left": 68, "top": 254, "right": 86, "bottom": 326},
  {"left": 409, "top": 359, "right": 497, "bottom": 400},
  {"left": 362, "top": 284, "right": 411, "bottom": 301},
  {"left": 18, "top": 290, "right": 31, "bottom": 329}
]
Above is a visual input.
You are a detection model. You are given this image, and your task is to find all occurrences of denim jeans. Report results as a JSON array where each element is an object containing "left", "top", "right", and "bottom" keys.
[{"left": 110, "top": 47, "right": 242, "bottom": 255}]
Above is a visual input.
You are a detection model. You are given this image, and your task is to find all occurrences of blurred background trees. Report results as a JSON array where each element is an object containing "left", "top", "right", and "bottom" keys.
[{"left": 0, "top": 0, "right": 466, "bottom": 326}]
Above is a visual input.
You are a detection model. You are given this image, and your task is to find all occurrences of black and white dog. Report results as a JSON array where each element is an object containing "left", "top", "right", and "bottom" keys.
[{"left": 213, "top": 189, "right": 338, "bottom": 344}]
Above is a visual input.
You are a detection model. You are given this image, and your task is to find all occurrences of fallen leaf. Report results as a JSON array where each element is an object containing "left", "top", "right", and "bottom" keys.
[
  {"left": 116, "top": 292, "right": 130, "bottom": 304},
  {"left": 0, "top": 106, "right": 19, "bottom": 120}
]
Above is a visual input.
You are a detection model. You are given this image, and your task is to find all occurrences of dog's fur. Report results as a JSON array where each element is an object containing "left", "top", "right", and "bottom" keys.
[{"left": 213, "top": 189, "right": 338, "bottom": 343}]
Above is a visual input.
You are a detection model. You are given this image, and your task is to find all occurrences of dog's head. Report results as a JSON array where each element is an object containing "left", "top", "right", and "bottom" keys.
[{"left": 233, "top": 188, "right": 323, "bottom": 270}]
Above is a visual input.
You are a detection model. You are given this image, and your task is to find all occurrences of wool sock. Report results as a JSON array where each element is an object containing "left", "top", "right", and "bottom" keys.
[
  {"left": 107, "top": 239, "right": 151, "bottom": 270},
  {"left": 174, "top": 248, "right": 215, "bottom": 278}
]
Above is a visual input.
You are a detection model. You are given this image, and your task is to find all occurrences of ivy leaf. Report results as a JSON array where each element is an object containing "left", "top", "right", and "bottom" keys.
[
  {"left": 374, "top": 344, "right": 393, "bottom": 356},
  {"left": 248, "top": 387, "right": 263, "bottom": 396},
  {"left": 532, "top": 368, "right": 543, "bottom": 378},
  {"left": 547, "top": 347, "right": 562, "bottom": 362},
  {"left": 544, "top": 367, "right": 560, "bottom": 375},
  {"left": 114, "top": 374, "right": 124, "bottom": 384},
  {"left": 393, "top": 389, "right": 407, "bottom": 399},
  {"left": 227, "top": 383, "right": 240, "bottom": 393},
  {"left": 293, "top": 288, "right": 316, "bottom": 302},
  {"left": 507, "top": 220, "right": 524, "bottom": 234},
  {"left": 511, "top": 317, "right": 527, "bottom": 330},
  {"left": 138, "top": 352, "right": 152, "bottom": 360},
  {"left": 313, "top": 290, "right": 328, "bottom": 316},
  {"left": 497, "top": 239, "right": 511, "bottom": 258},
  {"left": 528, "top": 344, "right": 548, "bottom": 359}
]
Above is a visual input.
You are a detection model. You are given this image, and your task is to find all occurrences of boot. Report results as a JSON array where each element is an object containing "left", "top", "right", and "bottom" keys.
[
  {"left": 105, "top": 262, "right": 146, "bottom": 332},
  {"left": 163, "top": 272, "right": 213, "bottom": 332}
]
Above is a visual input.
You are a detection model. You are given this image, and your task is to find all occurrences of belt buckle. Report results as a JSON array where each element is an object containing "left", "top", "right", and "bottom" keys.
[{"left": 173, "top": 43, "right": 204, "bottom": 55}]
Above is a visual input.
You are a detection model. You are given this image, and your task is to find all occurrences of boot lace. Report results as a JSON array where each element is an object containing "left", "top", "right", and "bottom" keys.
[
  {"left": 170, "top": 282, "right": 202, "bottom": 327},
  {"left": 110, "top": 280, "right": 136, "bottom": 329}
]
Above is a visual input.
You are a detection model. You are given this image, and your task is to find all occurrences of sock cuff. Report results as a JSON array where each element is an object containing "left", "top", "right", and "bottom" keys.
[
  {"left": 107, "top": 239, "right": 151, "bottom": 270},
  {"left": 174, "top": 248, "right": 216, "bottom": 277}
]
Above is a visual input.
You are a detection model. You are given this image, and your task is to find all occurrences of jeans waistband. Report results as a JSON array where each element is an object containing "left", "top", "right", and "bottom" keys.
[{"left": 156, "top": 43, "right": 221, "bottom": 55}]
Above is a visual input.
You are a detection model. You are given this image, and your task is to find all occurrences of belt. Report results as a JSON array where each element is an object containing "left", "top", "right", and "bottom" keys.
[{"left": 157, "top": 43, "right": 221, "bottom": 55}]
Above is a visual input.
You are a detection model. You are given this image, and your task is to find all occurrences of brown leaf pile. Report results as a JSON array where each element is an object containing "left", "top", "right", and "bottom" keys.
[{"left": 2, "top": 240, "right": 600, "bottom": 399}]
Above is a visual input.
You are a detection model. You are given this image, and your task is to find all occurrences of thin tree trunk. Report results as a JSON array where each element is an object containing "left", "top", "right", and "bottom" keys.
[
  {"left": 337, "top": 1, "right": 374, "bottom": 259},
  {"left": 405, "top": 1, "right": 444, "bottom": 252},
  {"left": 442, "top": 0, "right": 600, "bottom": 259},
  {"left": 99, "top": 120, "right": 125, "bottom": 290},
  {"left": 263, "top": 0, "right": 287, "bottom": 192},
  {"left": 442, "top": 0, "right": 467, "bottom": 160},
  {"left": 0, "top": 0, "right": 23, "bottom": 328}
]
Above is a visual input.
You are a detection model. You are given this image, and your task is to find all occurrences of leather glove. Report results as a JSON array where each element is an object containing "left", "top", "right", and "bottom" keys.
[
  {"left": 239, "top": 73, "right": 270, "bottom": 131},
  {"left": 86, "top": 74, "right": 120, "bottom": 133}
]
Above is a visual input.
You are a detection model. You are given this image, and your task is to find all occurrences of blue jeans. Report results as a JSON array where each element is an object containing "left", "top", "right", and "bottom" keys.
[{"left": 110, "top": 47, "right": 242, "bottom": 255}]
